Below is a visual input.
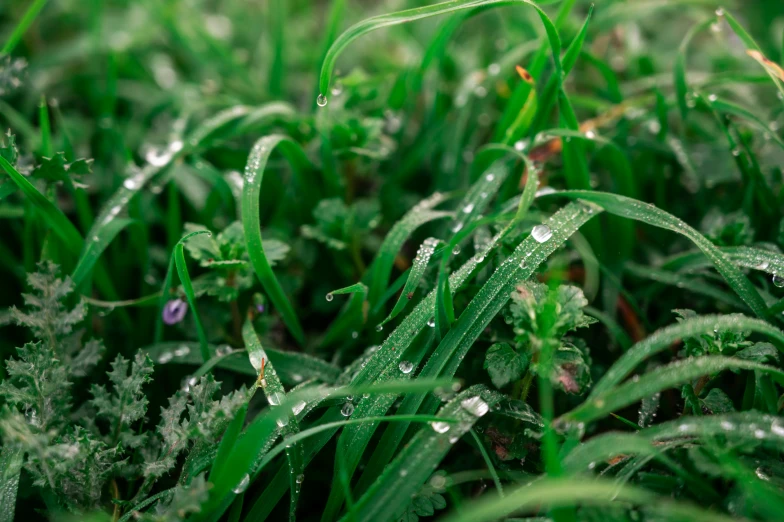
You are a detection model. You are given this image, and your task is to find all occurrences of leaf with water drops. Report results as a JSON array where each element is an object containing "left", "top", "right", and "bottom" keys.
[{"left": 380, "top": 237, "right": 443, "bottom": 326}]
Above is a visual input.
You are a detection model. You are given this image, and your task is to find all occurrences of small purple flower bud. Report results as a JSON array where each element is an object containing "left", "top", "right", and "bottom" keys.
[
  {"left": 163, "top": 298, "right": 188, "bottom": 325},
  {"left": 256, "top": 303, "right": 265, "bottom": 314}
]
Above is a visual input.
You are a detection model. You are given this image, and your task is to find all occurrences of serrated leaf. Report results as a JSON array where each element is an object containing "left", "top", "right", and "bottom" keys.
[{"left": 484, "top": 343, "right": 527, "bottom": 389}]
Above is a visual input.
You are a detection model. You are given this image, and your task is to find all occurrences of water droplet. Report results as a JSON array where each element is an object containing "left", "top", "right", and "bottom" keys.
[
  {"left": 754, "top": 429, "right": 766, "bottom": 439},
  {"left": 585, "top": 130, "right": 596, "bottom": 139},
  {"left": 351, "top": 331, "right": 359, "bottom": 339},
  {"left": 427, "top": 317, "right": 435, "bottom": 328},
  {"left": 448, "top": 434, "right": 459, "bottom": 444},
  {"left": 341, "top": 403, "right": 355, "bottom": 417},
  {"left": 531, "top": 224, "right": 552, "bottom": 243},
  {"left": 325, "top": 293, "right": 334, "bottom": 302},
  {"left": 731, "top": 148, "right": 741, "bottom": 157},
  {"left": 462, "top": 203, "right": 475, "bottom": 214},
  {"left": 216, "top": 344, "right": 233, "bottom": 357},
  {"left": 316, "top": 94, "right": 328, "bottom": 107},
  {"left": 488, "top": 63, "right": 501, "bottom": 76},
  {"left": 460, "top": 396, "right": 489, "bottom": 417},
  {"left": 331, "top": 84, "right": 343, "bottom": 96},
  {"left": 375, "top": 324, "right": 383, "bottom": 332},
  {"left": 233, "top": 474, "right": 250, "bottom": 494},
  {"left": 276, "top": 415, "right": 289, "bottom": 428},
  {"left": 181, "top": 376, "right": 197, "bottom": 393},
  {"left": 715, "top": 7, "right": 724, "bottom": 16},
  {"left": 174, "top": 345, "right": 190, "bottom": 357},
  {"left": 485, "top": 173, "right": 495, "bottom": 182},
  {"left": 158, "top": 352, "right": 174, "bottom": 364},
  {"left": 708, "top": 94, "right": 718, "bottom": 102},
  {"left": 291, "top": 400, "right": 307, "bottom": 416},
  {"left": 268, "top": 392, "right": 283, "bottom": 406},
  {"left": 430, "top": 421, "right": 451, "bottom": 433},
  {"left": 452, "top": 245, "right": 461, "bottom": 255},
  {"left": 399, "top": 360, "right": 414, "bottom": 374},
  {"left": 296, "top": 474, "right": 305, "bottom": 484}
]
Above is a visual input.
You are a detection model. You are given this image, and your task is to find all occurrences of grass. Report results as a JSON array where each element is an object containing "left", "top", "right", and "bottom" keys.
[{"left": 2, "top": 0, "right": 784, "bottom": 521}]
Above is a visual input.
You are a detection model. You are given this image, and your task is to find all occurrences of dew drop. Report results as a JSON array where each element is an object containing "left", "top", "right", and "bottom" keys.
[
  {"left": 514, "top": 140, "right": 526, "bottom": 151},
  {"left": 291, "top": 400, "right": 307, "bottom": 416},
  {"left": 531, "top": 224, "right": 552, "bottom": 243},
  {"left": 430, "top": 421, "right": 451, "bottom": 433},
  {"left": 174, "top": 345, "right": 190, "bottom": 357},
  {"left": 276, "top": 415, "right": 289, "bottom": 428},
  {"left": 341, "top": 402, "right": 355, "bottom": 417},
  {"left": 325, "top": 292, "right": 334, "bottom": 302},
  {"left": 427, "top": 317, "right": 435, "bottom": 328},
  {"left": 399, "top": 360, "right": 414, "bottom": 374},
  {"left": 488, "top": 63, "right": 501, "bottom": 76},
  {"left": 462, "top": 203, "right": 475, "bottom": 214},
  {"left": 715, "top": 7, "right": 724, "bottom": 16},
  {"left": 375, "top": 324, "right": 383, "bottom": 332},
  {"left": 460, "top": 396, "right": 489, "bottom": 417},
  {"left": 268, "top": 392, "right": 283, "bottom": 406},
  {"left": 485, "top": 173, "right": 495, "bottom": 182},
  {"left": 708, "top": 93, "right": 718, "bottom": 102},
  {"left": 233, "top": 474, "right": 250, "bottom": 494},
  {"left": 158, "top": 352, "right": 174, "bottom": 364},
  {"left": 296, "top": 474, "right": 305, "bottom": 484},
  {"left": 773, "top": 274, "right": 784, "bottom": 288},
  {"left": 452, "top": 245, "right": 461, "bottom": 255},
  {"left": 316, "top": 94, "right": 328, "bottom": 107}
]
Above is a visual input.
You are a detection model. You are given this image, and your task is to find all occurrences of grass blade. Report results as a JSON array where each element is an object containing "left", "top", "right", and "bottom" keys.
[
  {"left": 71, "top": 218, "right": 135, "bottom": 287},
  {"left": 242, "top": 136, "right": 314, "bottom": 345},
  {"left": 590, "top": 314, "right": 784, "bottom": 398},
  {"left": 548, "top": 191, "right": 769, "bottom": 318},
  {"left": 562, "top": 356, "right": 784, "bottom": 425},
  {"left": 0, "top": 446, "right": 23, "bottom": 522}
]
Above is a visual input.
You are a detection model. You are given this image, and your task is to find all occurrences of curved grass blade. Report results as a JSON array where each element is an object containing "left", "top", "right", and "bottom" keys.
[
  {"left": 322, "top": 283, "right": 369, "bottom": 347},
  {"left": 243, "top": 320, "right": 304, "bottom": 521},
  {"left": 345, "top": 386, "right": 504, "bottom": 522},
  {"left": 71, "top": 218, "right": 135, "bottom": 287},
  {"left": 661, "top": 246, "right": 784, "bottom": 277},
  {"left": 707, "top": 96, "right": 784, "bottom": 150},
  {"left": 438, "top": 477, "right": 738, "bottom": 522},
  {"left": 2, "top": 0, "right": 49, "bottom": 54},
  {"left": 318, "top": 0, "right": 561, "bottom": 100},
  {"left": 561, "top": 356, "right": 784, "bottom": 425},
  {"left": 209, "top": 404, "right": 248, "bottom": 485},
  {"left": 547, "top": 191, "right": 769, "bottom": 318},
  {"left": 626, "top": 263, "right": 746, "bottom": 309},
  {"left": 242, "top": 135, "right": 314, "bottom": 345},
  {"left": 590, "top": 314, "right": 784, "bottom": 397}
]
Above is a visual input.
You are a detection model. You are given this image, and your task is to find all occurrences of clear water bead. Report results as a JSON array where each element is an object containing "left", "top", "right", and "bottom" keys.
[
  {"left": 233, "top": 474, "right": 250, "bottom": 494},
  {"left": 341, "top": 402, "right": 355, "bottom": 417},
  {"left": 774, "top": 274, "right": 784, "bottom": 288},
  {"left": 427, "top": 317, "right": 436, "bottom": 328},
  {"left": 399, "top": 360, "right": 414, "bottom": 374},
  {"left": 316, "top": 94, "right": 328, "bottom": 107},
  {"left": 325, "top": 292, "right": 334, "bottom": 302},
  {"left": 531, "top": 224, "right": 552, "bottom": 243},
  {"left": 267, "top": 392, "right": 283, "bottom": 406},
  {"left": 276, "top": 415, "right": 289, "bottom": 428},
  {"left": 291, "top": 400, "right": 307, "bottom": 416},
  {"left": 430, "top": 421, "right": 451, "bottom": 433},
  {"left": 460, "top": 396, "right": 489, "bottom": 417}
]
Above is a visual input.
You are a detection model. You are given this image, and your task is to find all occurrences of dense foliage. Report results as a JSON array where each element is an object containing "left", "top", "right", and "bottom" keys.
[{"left": 2, "top": 0, "right": 784, "bottom": 521}]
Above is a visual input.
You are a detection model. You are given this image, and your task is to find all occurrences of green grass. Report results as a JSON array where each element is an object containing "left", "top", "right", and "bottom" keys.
[{"left": 2, "top": 0, "right": 784, "bottom": 521}]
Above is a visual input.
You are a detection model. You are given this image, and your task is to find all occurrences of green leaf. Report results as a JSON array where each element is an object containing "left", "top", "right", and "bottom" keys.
[
  {"left": 484, "top": 343, "right": 528, "bottom": 389},
  {"left": 174, "top": 232, "right": 211, "bottom": 361}
]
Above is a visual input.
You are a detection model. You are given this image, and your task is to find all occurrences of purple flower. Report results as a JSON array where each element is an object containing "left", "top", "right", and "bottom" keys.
[
  {"left": 163, "top": 298, "right": 188, "bottom": 325},
  {"left": 256, "top": 303, "right": 265, "bottom": 314}
]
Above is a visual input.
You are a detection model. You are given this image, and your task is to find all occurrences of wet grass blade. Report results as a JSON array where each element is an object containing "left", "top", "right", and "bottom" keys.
[
  {"left": 548, "top": 191, "right": 769, "bottom": 318},
  {"left": 438, "top": 477, "right": 738, "bottom": 522},
  {"left": 723, "top": 10, "right": 784, "bottom": 99},
  {"left": 380, "top": 238, "right": 442, "bottom": 326},
  {"left": 318, "top": 0, "right": 561, "bottom": 100},
  {"left": 562, "top": 356, "right": 784, "bottom": 425},
  {"left": 590, "top": 314, "right": 784, "bottom": 397},
  {"left": 174, "top": 233, "right": 211, "bottom": 362},
  {"left": 675, "top": 18, "right": 713, "bottom": 122},
  {"left": 145, "top": 341, "right": 340, "bottom": 384},
  {"left": 345, "top": 386, "right": 505, "bottom": 522},
  {"left": 71, "top": 218, "right": 135, "bottom": 287},
  {"left": 360, "top": 201, "right": 598, "bottom": 487},
  {"left": 242, "top": 136, "right": 314, "bottom": 345},
  {"left": 243, "top": 319, "right": 304, "bottom": 521}
]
